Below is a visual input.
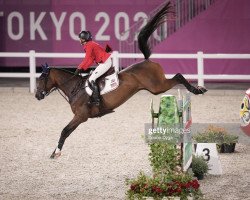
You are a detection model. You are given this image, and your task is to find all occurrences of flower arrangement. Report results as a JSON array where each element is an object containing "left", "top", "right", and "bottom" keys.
[
  {"left": 193, "top": 125, "right": 238, "bottom": 153},
  {"left": 126, "top": 137, "right": 204, "bottom": 199},
  {"left": 191, "top": 156, "right": 209, "bottom": 180},
  {"left": 193, "top": 125, "right": 225, "bottom": 144},
  {"left": 149, "top": 143, "right": 181, "bottom": 174},
  {"left": 126, "top": 172, "right": 203, "bottom": 200}
]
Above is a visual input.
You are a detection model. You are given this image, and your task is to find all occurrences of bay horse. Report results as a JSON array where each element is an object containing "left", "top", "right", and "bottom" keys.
[{"left": 35, "top": 2, "right": 207, "bottom": 159}]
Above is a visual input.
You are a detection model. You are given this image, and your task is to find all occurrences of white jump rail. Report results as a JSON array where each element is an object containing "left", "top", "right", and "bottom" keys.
[{"left": 0, "top": 50, "right": 250, "bottom": 93}]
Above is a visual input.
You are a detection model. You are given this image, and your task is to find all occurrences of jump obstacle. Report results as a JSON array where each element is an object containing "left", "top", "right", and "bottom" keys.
[
  {"left": 150, "top": 89, "right": 192, "bottom": 171},
  {"left": 150, "top": 90, "right": 222, "bottom": 174}
]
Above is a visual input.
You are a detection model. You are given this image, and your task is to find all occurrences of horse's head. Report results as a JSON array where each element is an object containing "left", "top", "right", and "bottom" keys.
[{"left": 35, "top": 63, "right": 55, "bottom": 100}]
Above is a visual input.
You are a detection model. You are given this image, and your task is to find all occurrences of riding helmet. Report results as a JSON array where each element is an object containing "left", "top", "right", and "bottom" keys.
[{"left": 78, "top": 31, "right": 92, "bottom": 41}]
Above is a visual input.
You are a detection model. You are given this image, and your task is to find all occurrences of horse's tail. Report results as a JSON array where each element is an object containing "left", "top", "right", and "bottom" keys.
[{"left": 138, "top": 1, "right": 172, "bottom": 60}]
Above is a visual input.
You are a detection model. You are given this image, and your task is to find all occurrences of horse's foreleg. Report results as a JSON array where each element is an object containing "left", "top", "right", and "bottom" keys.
[
  {"left": 50, "top": 115, "right": 85, "bottom": 159},
  {"left": 172, "top": 73, "right": 207, "bottom": 95}
]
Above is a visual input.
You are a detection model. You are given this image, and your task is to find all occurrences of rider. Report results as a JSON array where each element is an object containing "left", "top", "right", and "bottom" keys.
[{"left": 75, "top": 31, "right": 112, "bottom": 105}]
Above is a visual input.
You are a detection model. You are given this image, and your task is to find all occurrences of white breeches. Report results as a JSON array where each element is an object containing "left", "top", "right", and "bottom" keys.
[{"left": 89, "top": 57, "right": 112, "bottom": 82}]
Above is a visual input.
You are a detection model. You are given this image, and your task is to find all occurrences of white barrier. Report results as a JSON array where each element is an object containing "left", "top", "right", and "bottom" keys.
[{"left": 0, "top": 51, "right": 250, "bottom": 93}]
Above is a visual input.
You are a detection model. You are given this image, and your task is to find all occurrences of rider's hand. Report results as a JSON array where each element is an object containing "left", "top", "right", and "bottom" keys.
[{"left": 74, "top": 69, "right": 82, "bottom": 75}]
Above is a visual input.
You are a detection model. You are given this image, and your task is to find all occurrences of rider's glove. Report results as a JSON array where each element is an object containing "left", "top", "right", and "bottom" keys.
[{"left": 74, "top": 69, "right": 82, "bottom": 75}]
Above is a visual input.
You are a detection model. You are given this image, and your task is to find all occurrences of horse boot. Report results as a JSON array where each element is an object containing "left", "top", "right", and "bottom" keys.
[{"left": 89, "top": 80, "right": 100, "bottom": 106}]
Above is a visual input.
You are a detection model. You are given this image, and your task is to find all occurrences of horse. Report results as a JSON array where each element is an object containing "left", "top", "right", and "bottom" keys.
[{"left": 35, "top": 2, "right": 207, "bottom": 159}]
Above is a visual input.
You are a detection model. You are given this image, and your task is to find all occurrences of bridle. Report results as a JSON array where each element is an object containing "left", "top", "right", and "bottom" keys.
[
  {"left": 37, "top": 69, "right": 53, "bottom": 97},
  {"left": 37, "top": 68, "right": 85, "bottom": 103}
]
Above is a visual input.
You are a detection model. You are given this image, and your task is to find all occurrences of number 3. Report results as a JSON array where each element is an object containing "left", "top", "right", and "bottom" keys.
[{"left": 203, "top": 148, "right": 210, "bottom": 161}]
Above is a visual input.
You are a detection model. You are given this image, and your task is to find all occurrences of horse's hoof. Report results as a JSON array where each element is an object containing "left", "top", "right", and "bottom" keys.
[
  {"left": 50, "top": 152, "right": 61, "bottom": 159},
  {"left": 197, "top": 86, "right": 207, "bottom": 94},
  {"left": 55, "top": 152, "right": 61, "bottom": 158},
  {"left": 50, "top": 153, "right": 55, "bottom": 159},
  {"left": 50, "top": 148, "right": 61, "bottom": 159}
]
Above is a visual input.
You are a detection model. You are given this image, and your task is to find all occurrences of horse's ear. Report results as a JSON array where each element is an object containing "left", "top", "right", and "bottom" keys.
[
  {"left": 41, "top": 63, "right": 50, "bottom": 74},
  {"left": 41, "top": 64, "right": 46, "bottom": 72},
  {"left": 105, "top": 44, "right": 113, "bottom": 53}
]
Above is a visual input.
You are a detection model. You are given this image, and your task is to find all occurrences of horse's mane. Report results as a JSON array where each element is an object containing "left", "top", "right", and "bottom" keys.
[
  {"left": 138, "top": 1, "right": 172, "bottom": 60},
  {"left": 52, "top": 68, "right": 89, "bottom": 81},
  {"left": 55, "top": 67, "right": 74, "bottom": 74},
  {"left": 51, "top": 68, "right": 89, "bottom": 97},
  {"left": 52, "top": 67, "right": 74, "bottom": 75}
]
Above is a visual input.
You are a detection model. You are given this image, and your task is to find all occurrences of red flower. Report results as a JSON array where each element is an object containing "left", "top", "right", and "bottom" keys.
[
  {"left": 174, "top": 181, "right": 182, "bottom": 186},
  {"left": 184, "top": 182, "right": 192, "bottom": 189},
  {"left": 130, "top": 184, "right": 139, "bottom": 191},
  {"left": 155, "top": 187, "right": 163, "bottom": 193},
  {"left": 191, "top": 180, "right": 200, "bottom": 189},
  {"left": 152, "top": 185, "right": 157, "bottom": 190},
  {"left": 167, "top": 185, "right": 174, "bottom": 196},
  {"left": 175, "top": 188, "right": 182, "bottom": 194},
  {"left": 152, "top": 186, "right": 163, "bottom": 193}
]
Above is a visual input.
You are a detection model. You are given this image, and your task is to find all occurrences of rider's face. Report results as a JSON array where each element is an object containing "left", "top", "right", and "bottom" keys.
[{"left": 80, "top": 39, "right": 86, "bottom": 45}]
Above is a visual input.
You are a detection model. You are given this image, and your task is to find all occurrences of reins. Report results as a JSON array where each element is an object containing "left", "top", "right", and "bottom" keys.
[
  {"left": 56, "top": 88, "right": 70, "bottom": 102},
  {"left": 44, "top": 69, "right": 87, "bottom": 103}
]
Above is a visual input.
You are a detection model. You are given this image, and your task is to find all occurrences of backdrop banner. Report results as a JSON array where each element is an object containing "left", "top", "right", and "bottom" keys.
[{"left": 0, "top": 0, "right": 163, "bottom": 66}]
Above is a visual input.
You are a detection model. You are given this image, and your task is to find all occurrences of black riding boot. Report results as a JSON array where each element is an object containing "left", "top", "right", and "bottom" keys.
[{"left": 89, "top": 80, "right": 100, "bottom": 106}]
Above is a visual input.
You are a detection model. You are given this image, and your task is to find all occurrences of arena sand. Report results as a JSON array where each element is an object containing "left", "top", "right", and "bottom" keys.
[{"left": 0, "top": 88, "right": 249, "bottom": 200}]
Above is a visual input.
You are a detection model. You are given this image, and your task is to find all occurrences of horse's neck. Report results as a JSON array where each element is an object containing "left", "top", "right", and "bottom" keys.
[{"left": 51, "top": 69, "right": 78, "bottom": 97}]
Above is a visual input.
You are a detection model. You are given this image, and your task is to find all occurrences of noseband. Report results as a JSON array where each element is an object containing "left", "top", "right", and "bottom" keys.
[{"left": 38, "top": 69, "right": 56, "bottom": 96}]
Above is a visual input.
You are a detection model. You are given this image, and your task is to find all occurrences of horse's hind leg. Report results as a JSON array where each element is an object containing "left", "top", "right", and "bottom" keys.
[
  {"left": 146, "top": 73, "right": 207, "bottom": 95},
  {"left": 50, "top": 115, "right": 86, "bottom": 159},
  {"left": 172, "top": 73, "right": 207, "bottom": 95},
  {"left": 146, "top": 77, "right": 179, "bottom": 94}
]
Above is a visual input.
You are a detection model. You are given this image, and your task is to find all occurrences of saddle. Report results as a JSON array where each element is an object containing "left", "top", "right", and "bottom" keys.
[
  {"left": 85, "top": 66, "right": 119, "bottom": 96},
  {"left": 96, "top": 67, "right": 116, "bottom": 91}
]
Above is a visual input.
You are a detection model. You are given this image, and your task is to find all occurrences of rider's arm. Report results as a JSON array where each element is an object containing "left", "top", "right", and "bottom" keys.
[{"left": 78, "top": 43, "right": 94, "bottom": 70}]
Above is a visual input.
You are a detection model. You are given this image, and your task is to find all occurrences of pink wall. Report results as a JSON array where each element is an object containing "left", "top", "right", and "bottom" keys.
[
  {"left": 1, "top": 0, "right": 250, "bottom": 78},
  {"left": 153, "top": 0, "right": 250, "bottom": 76}
]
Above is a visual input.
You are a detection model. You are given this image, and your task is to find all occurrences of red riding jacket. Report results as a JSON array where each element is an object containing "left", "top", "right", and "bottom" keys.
[{"left": 78, "top": 41, "right": 111, "bottom": 70}]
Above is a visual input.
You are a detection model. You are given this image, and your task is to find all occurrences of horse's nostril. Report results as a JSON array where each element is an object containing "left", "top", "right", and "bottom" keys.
[
  {"left": 35, "top": 92, "right": 44, "bottom": 100},
  {"left": 35, "top": 94, "right": 40, "bottom": 100}
]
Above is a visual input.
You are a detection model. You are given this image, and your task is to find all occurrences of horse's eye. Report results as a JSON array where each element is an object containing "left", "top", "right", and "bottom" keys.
[{"left": 39, "top": 73, "right": 48, "bottom": 80}]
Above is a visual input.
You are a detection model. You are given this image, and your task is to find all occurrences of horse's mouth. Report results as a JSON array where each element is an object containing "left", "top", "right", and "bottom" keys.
[{"left": 35, "top": 92, "right": 45, "bottom": 100}]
